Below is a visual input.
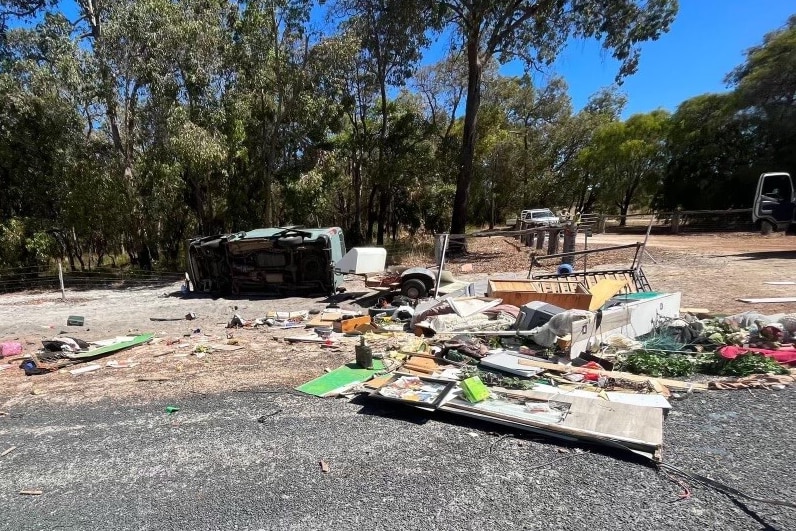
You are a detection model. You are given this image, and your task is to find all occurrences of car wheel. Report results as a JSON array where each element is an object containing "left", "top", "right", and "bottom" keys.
[
  {"left": 401, "top": 278, "right": 428, "bottom": 299},
  {"left": 761, "top": 220, "right": 775, "bottom": 235}
]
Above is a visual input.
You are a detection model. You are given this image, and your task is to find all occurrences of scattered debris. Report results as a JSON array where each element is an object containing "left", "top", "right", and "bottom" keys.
[
  {"left": 106, "top": 360, "right": 139, "bottom": 369},
  {"left": 164, "top": 406, "right": 180, "bottom": 414},
  {"left": 19, "top": 490, "right": 43, "bottom": 496},
  {"left": 1, "top": 446, "right": 17, "bottom": 457},
  {"left": 69, "top": 364, "right": 101, "bottom": 376},
  {"left": 737, "top": 297, "right": 796, "bottom": 303},
  {"left": 319, "top": 460, "right": 330, "bottom": 474},
  {"left": 257, "top": 410, "right": 282, "bottom": 422}
]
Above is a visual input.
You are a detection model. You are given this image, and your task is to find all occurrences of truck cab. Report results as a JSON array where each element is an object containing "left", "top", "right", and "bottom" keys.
[{"left": 753, "top": 172, "right": 796, "bottom": 233}]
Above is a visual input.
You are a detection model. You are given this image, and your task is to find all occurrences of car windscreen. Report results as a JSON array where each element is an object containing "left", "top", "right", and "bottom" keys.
[{"left": 532, "top": 210, "right": 554, "bottom": 218}]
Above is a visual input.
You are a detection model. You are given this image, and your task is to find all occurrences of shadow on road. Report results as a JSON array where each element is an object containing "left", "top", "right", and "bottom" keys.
[{"left": 710, "top": 250, "right": 796, "bottom": 260}]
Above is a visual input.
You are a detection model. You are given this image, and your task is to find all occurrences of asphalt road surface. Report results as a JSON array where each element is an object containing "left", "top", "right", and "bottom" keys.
[{"left": 1, "top": 384, "right": 794, "bottom": 531}]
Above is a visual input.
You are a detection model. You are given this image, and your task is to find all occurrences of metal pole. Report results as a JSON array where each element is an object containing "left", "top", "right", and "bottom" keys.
[
  {"left": 434, "top": 233, "right": 450, "bottom": 299},
  {"left": 58, "top": 261, "right": 65, "bottom": 300},
  {"left": 582, "top": 229, "right": 588, "bottom": 274},
  {"left": 635, "top": 216, "right": 654, "bottom": 274}
]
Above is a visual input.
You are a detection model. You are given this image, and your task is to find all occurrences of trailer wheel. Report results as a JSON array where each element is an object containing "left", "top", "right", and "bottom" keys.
[
  {"left": 401, "top": 278, "right": 427, "bottom": 299},
  {"left": 761, "top": 220, "right": 774, "bottom": 235}
]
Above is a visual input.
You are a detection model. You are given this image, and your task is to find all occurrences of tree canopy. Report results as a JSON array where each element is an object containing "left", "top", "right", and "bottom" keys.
[{"left": 0, "top": 1, "right": 792, "bottom": 270}]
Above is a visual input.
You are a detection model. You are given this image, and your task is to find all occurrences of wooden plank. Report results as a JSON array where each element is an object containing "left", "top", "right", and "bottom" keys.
[
  {"left": 737, "top": 297, "right": 796, "bottom": 303},
  {"left": 547, "top": 394, "right": 662, "bottom": 447},
  {"left": 206, "top": 344, "right": 245, "bottom": 352},
  {"left": 514, "top": 357, "right": 708, "bottom": 391}
]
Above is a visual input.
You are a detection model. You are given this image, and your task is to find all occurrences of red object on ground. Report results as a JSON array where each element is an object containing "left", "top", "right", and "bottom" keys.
[
  {"left": 0, "top": 341, "right": 23, "bottom": 358},
  {"left": 718, "top": 345, "right": 796, "bottom": 365}
]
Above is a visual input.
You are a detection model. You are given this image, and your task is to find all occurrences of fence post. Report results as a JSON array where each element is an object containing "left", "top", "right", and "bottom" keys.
[
  {"left": 597, "top": 215, "right": 606, "bottom": 234},
  {"left": 671, "top": 211, "right": 680, "bottom": 234},
  {"left": 58, "top": 261, "right": 65, "bottom": 300},
  {"left": 535, "top": 229, "right": 545, "bottom": 250},
  {"left": 562, "top": 223, "right": 577, "bottom": 265},
  {"left": 547, "top": 228, "right": 560, "bottom": 254}
]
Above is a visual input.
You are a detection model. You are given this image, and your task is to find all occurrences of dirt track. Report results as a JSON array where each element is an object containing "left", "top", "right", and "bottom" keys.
[{"left": 591, "top": 232, "right": 796, "bottom": 314}]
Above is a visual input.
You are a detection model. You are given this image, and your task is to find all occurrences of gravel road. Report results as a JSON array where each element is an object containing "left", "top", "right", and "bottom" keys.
[{"left": 0, "top": 386, "right": 793, "bottom": 530}]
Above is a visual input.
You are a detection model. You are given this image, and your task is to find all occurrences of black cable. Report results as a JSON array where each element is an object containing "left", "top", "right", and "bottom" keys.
[{"left": 657, "top": 462, "right": 796, "bottom": 509}]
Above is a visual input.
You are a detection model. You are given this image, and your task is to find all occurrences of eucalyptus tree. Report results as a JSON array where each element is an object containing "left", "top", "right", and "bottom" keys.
[
  {"left": 332, "top": 0, "right": 437, "bottom": 244},
  {"left": 579, "top": 110, "right": 670, "bottom": 224},
  {"left": 432, "top": 0, "right": 678, "bottom": 239},
  {"left": 728, "top": 14, "right": 796, "bottom": 175}
]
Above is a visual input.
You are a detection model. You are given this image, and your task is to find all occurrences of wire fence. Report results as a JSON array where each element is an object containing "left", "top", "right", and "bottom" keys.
[
  {"left": 0, "top": 263, "right": 185, "bottom": 294},
  {"left": 600, "top": 209, "right": 755, "bottom": 234}
]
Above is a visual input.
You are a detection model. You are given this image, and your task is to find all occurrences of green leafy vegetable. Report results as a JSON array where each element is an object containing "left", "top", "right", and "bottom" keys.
[{"left": 699, "top": 352, "right": 788, "bottom": 377}]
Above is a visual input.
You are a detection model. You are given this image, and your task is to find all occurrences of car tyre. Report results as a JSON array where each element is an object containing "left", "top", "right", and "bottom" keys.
[
  {"left": 761, "top": 220, "right": 775, "bottom": 235},
  {"left": 401, "top": 278, "right": 428, "bottom": 299}
]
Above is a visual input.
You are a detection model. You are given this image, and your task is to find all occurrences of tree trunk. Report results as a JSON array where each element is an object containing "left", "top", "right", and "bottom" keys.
[
  {"left": 376, "top": 187, "right": 389, "bottom": 245},
  {"left": 449, "top": 36, "right": 483, "bottom": 243},
  {"left": 619, "top": 176, "right": 641, "bottom": 227},
  {"left": 261, "top": 93, "right": 273, "bottom": 226},
  {"left": 350, "top": 157, "right": 362, "bottom": 245},
  {"left": 366, "top": 185, "right": 378, "bottom": 243}
]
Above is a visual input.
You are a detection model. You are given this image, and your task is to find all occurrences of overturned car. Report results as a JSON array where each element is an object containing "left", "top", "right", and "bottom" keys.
[{"left": 186, "top": 227, "right": 348, "bottom": 295}]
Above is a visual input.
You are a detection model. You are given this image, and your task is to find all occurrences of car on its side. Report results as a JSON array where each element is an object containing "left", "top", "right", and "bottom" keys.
[{"left": 520, "top": 208, "right": 560, "bottom": 227}]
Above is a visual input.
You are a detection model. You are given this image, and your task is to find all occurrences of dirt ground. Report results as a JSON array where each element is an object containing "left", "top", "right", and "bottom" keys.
[{"left": 1, "top": 231, "right": 794, "bottom": 406}]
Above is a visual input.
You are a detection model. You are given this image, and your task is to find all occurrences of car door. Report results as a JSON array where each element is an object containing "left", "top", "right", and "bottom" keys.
[{"left": 754, "top": 172, "right": 795, "bottom": 228}]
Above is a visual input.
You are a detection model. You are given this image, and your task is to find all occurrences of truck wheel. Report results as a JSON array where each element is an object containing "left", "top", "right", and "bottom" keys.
[
  {"left": 761, "top": 220, "right": 774, "bottom": 235},
  {"left": 401, "top": 278, "right": 427, "bottom": 299}
]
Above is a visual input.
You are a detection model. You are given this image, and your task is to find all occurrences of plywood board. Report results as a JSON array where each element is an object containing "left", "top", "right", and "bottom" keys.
[
  {"left": 295, "top": 360, "right": 385, "bottom": 397},
  {"left": 491, "top": 389, "right": 664, "bottom": 446},
  {"left": 497, "top": 384, "right": 672, "bottom": 409},
  {"left": 443, "top": 392, "right": 662, "bottom": 456},
  {"left": 480, "top": 352, "right": 543, "bottom": 378},
  {"left": 486, "top": 279, "right": 592, "bottom": 310},
  {"left": 306, "top": 311, "right": 344, "bottom": 328}
]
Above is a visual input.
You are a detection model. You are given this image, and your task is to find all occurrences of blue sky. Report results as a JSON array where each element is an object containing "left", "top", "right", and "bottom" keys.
[
  {"left": 19, "top": 1, "right": 796, "bottom": 119},
  {"left": 513, "top": 1, "right": 794, "bottom": 117}
]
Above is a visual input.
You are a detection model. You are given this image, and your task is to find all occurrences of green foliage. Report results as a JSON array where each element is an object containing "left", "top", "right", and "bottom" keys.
[
  {"left": 0, "top": 0, "right": 794, "bottom": 273},
  {"left": 619, "top": 351, "right": 696, "bottom": 378},
  {"left": 699, "top": 352, "right": 789, "bottom": 377},
  {"left": 579, "top": 110, "right": 670, "bottom": 221}
]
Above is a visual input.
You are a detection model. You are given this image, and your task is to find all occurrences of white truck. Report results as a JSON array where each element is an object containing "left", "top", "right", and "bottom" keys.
[{"left": 753, "top": 172, "right": 796, "bottom": 234}]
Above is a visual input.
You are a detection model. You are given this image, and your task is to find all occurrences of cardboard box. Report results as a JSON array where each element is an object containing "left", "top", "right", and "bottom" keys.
[{"left": 333, "top": 315, "right": 372, "bottom": 333}]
